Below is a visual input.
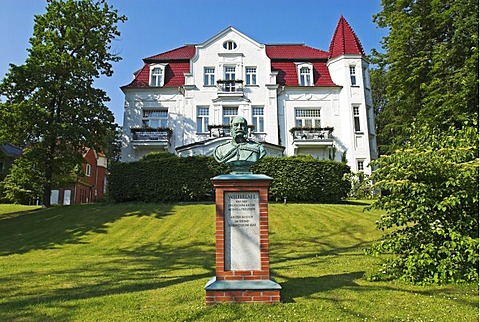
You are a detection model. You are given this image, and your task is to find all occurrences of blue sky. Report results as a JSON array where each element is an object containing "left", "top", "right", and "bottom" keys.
[{"left": 0, "top": 0, "right": 387, "bottom": 125}]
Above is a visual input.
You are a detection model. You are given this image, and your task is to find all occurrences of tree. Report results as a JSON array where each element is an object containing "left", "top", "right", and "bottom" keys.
[
  {"left": 0, "top": 0, "right": 126, "bottom": 206},
  {"left": 372, "top": 0, "right": 478, "bottom": 153},
  {"left": 367, "top": 125, "right": 479, "bottom": 284},
  {"left": 368, "top": 51, "right": 389, "bottom": 155}
]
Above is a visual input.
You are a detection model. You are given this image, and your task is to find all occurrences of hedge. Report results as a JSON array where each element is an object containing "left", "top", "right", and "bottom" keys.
[
  {"left": 252, "top": 156, "right": 351, "bottom": 203},
  {"left": 107, "top": 154, "right": 351, "bottom": 203}
]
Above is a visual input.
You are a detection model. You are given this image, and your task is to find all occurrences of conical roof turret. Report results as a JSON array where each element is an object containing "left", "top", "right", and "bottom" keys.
[{"left": 328, "top": 16, "right": 365, "bottom": 59}]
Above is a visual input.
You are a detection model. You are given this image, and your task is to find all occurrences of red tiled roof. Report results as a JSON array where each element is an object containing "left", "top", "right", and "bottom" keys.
[
  {"left": 123, "top": 26, "right": 354, "bottom": 89},
  {"left": 122, "top": 62, "right": 191, "bottom": 88},
  {"left": 144, "top": 45, "right": 196, "bottom": 61},
  {"left": 328, "top": 16, "right": 365, "bottom": 59},
  {"left": 271, "top": 61, "right": 337, "bottom": 87},
  {"left": 266, "top": 44, "right": 328, "bottom": 59}
]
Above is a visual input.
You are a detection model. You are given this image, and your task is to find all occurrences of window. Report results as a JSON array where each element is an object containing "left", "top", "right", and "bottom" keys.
[
  {"left": 353, "top": 106, "right": 361, "bottom": 132},
  {"left": 245, "top": 67, "right": 257, "bottom": 85},
  {"left": 223, "top": 107, "right": 238, "bottom": 125},
  {"left": 295, "top": 109, "right": 321, "bottom": 128},
  {"left": 223, "top": 41, "right": 237, "bottom": 50},
  {"left": 86, "top": 163, "right": 92, "bottom": 177},
  {"left": 357, "top": 160, "right": 364, "bottom": 172},
  {"left": 224, "top": 66, "right": 236, "bottom": 92},
  {"left": 299, "top": 67, "right": 312, "bottom": 86},
  {"left": 150, "top": 67, "right": 162, "bottom": 87},
  {"left": 252, "top": 107, "right": 264, "bottom": 132},
  {"left": 143, "top": 110, "right": 168, "bottom": 128},
  {"left": 350, "top": 66, "right": 357, "bottom": 86},
  {"left": 204, "top": 67, "right": 215, "bottom": 86},
  {"left": 296, "top": 63, "right": 313, "bottom": 86},
  {"left": 196, "top": 106, "right": 209, "bottom": 133}
]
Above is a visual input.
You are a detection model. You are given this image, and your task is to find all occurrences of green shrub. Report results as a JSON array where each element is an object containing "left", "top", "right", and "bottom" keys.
[
  {"left": 108, "top": 155, "right": 351, "bottom": 203},
  {"left": 107, "top": 155, "right": 227, "bottom": 203},
  {"left": 252, "top": 157, "right": 351, "bottom": 203},
  {"left": 366, "top": 126, "right": 479, "bottom": 284},
  {"left": 345, "top": 172, "right": 376, "bottom": 200}
]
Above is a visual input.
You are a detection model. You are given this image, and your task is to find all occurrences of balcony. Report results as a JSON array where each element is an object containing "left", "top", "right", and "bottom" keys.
[
  {"left": 131, "top": 128, "right": 172, "bottom": 147},
  {"left": 216, "top": 80, "right": 244, "bottom": 98},
  {"left": 290, "top": 127, "right": 334, "bottom": 147},
  {"left": 206, "top": 124, "right": 265, "bottom": 142}
]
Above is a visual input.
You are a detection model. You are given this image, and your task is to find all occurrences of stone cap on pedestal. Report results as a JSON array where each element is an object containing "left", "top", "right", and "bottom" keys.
[
  {"left": 204, "top": 277, "right": 282, "bottom": 291},
  {"left": 211, "top": 174, "right": 272, "bottom": 181}
]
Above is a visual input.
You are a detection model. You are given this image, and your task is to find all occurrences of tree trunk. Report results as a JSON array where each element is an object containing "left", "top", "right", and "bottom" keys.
[
  {"left": 42, "top": 154, "right": 54, "bottom": 207},
  {"left": 42, "top": 138, "right": 57, "bottom": 207}
]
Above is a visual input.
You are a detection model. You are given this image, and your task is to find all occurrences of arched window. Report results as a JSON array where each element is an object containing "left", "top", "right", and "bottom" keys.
[{"left": 223, "top": 41, "right": 237, "bottom": 50}]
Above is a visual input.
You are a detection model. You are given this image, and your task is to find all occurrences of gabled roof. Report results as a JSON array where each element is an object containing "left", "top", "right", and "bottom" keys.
[
  {"left": 144, "top": 45, "right": 196, "bottom": 62},
  {"left": 0, "top": 144, "right": 22, "bottom": 158},
  {"left": 122, "top": 62, "right": 191, "bottom": 88},
  {"left": 328, "top": 16, "right": 365, "bottom": 59},
  {"left": 197, "top": 26, "right": 263, "bottom": 50},
  {"left": 266, "top": 44, "right": 336, "bottom": 87},
  {"left": 266, "top": 44, "right": 328, "bottom": 59},
  {"left": 123, "top": 19, "right": 365, "bottom": 89},
  {"left": 271, "top": 61, "right": 337, "bottom": 87}
]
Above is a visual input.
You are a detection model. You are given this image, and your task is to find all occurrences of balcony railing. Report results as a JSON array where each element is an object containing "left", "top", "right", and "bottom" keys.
[
  {"left": 131, "top": 128, "right": 172, "bottom": 144},
  {"left": 207, "top": 124, "right": 265, "bottom": 141},
  {"left": 290, "top": 127, "right": 334, "bottom": 141},
  {"left": 216, "top": 79, "right": 244, "bottom": 93}
]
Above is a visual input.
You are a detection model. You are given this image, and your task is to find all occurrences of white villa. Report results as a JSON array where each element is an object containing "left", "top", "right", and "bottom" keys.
[{"left": 120, "top": 16, "right": 377, "bottom": 174}]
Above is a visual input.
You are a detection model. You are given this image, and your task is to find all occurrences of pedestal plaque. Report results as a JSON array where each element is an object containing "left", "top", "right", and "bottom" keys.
[
  {"left": 205, "top": 174, "right": 281, "bottom": 304},
  {"left": 224, "top": 192, "right": 260, "bottom": 271}
]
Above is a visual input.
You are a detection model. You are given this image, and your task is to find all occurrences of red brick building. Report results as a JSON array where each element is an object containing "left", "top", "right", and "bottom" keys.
[{"left": 51, "top": 148, "right": 108, "bottom": 205}]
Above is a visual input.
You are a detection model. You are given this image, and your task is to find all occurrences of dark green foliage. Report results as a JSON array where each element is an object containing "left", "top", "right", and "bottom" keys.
[
  {"left": 345, "top": 172, "right": 376, "bottom": 200},
  {"left": 108, "top": 155, "right": 350, "bottom": 203},
  {"left": 366, "top": 126, "right": 479, "bottom": 284},
  {"left": 0, "top": 0, "right": 126, "bottom": 206},
  {"left": 373, "top": 0, "right": 479, "bottom": 153},
  {"left": 252, "top": 157, "right": 351, "bottom": 203},
  {"left": 107, "top": 156, "right": 228, "bottom": 203}
]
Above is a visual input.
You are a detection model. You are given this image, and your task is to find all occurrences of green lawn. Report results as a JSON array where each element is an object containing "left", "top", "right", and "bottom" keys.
[{"left": 0, "top": 202, "right": 477, "bottom": 321}]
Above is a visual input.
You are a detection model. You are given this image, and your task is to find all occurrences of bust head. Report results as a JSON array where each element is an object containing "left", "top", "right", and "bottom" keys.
[{"left": 230, "top": 116, "right": 248, "bottom": 142}]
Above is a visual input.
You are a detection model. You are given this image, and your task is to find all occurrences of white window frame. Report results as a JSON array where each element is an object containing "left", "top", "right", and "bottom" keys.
[
  {"left": 224, "top": 66, "right": 236, "bottom": 92},
  {"left": 222, "top": 107, "right": 238, "bottom": 125},
  {"left": 252, "top": 106, "right": 264, "bottom": 132},
  {"left": 223, "top": 41, "right": 237, "bottom": 50},
  {"left": 353, "top": 105, "right": 361, "bottom": 132},
  {"left": 357, "top": 159, "right": 365, "bottom": 172},
  {"left": 350, "top": 65, "right": 357, "bottom": 86},
  {"left": 295, "top": 62, "right": 313, "bottom": 86},
  {"left": 149, "top": 63, "right": 168, "bottom": 87},
  {"left": 295, "top": 109, "right": 321, "bottom": 128},
  {"left": 196, "top": 106, "right": 210, "bottom": 133},
  {"left": 245, "top": 67, "right": 257, "bottom": 85},
  {"left": 86, "top": 163, "right": 92, "bottom": 177},
  {"left": 142, "top": 109, "right": 168, "bottom": 128},
  {"left": 204, "top": 67, "right": 215, "bottom": 86}
]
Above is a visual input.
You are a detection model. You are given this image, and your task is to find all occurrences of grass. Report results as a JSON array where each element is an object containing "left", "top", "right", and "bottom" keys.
[{"left": 0, "top": 202, "right": 477, "bottom": 321}]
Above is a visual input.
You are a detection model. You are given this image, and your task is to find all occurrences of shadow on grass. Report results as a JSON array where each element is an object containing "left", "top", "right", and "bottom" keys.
[
  {"left": 279, "top": 271, "right": 365, "bottom": 303},
  {"left": 0, "top": 203, "right": 175, "bottom": 255},
  {"left": 0, "top": 241, "right": 215, "bottom": 321}
]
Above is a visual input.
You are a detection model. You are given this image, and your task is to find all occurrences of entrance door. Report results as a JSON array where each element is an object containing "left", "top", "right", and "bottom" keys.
[
  {"left": 63, "top": 190, "right": 71, "bottom": 205},
  {"left": 50, "top": 190, "right": 59, "bottom": 205}
]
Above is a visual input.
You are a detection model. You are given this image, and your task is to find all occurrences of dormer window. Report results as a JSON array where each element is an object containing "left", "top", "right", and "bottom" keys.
[
  {"left": 296, "top": 63, "right": 313, "bottom": 86},
  {"left": 149, "top": 64, "right": 167, "bottom": 87},
  {"left": 223, "top": 41, "right": 237, "bottom": 50}
]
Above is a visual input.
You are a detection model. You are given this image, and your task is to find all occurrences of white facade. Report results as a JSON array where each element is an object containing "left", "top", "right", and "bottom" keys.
[{"left": 121, "top": 21, "right": 376, "bottom": 174}]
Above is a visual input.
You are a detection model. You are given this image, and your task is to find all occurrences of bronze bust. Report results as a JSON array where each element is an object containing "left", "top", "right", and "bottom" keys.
[{"left": 214, "top": 116, "right": 266, "bottom": 173}]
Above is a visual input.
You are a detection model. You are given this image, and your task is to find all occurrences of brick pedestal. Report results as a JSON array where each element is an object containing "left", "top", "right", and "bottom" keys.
[{"left": 205, "top": 174, "right": 281, "bottom": 304}]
